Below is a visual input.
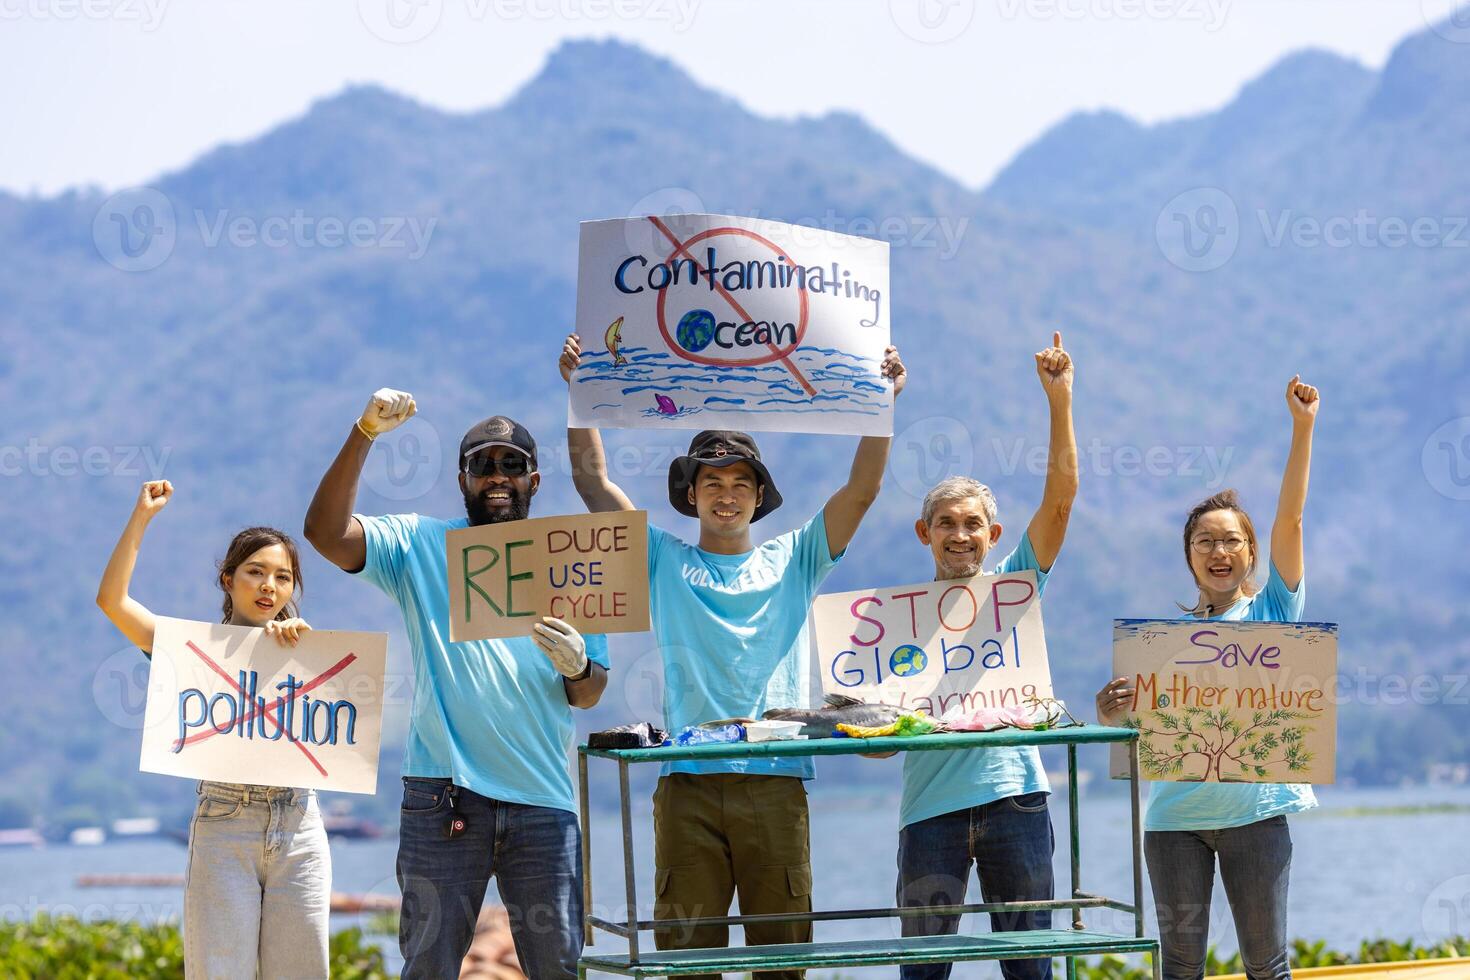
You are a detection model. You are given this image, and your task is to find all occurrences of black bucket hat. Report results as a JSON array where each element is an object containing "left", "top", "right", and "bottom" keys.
[{"left": 668, "top": 430, "right": 783, "bottom": 523}]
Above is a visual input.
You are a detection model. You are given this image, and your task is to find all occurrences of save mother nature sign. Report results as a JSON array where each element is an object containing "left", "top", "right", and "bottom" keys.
[
  {"left": 446, "top": 510, "right": 650, "bottom": 642},
  {"left": 139, "top": 617, "right": 388, "bottom": 794},
  {"left": 570, "top": 213, "right": 892, "bottom": 436},
  {"left": 810, "top": 569, "right": 1052, "bottom": 713},
  {"left": 1111, "top": 619, "right": 1338, "bottom": 783}
]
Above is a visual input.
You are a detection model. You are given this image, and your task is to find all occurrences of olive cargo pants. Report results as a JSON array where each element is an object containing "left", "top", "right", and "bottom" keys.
[{"left": 653, "top": 772, "right": 813, "bottom": 980}]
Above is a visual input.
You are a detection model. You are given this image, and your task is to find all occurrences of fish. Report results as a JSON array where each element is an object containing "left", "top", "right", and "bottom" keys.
[
  {"left": 762, "top": 694, "right": 905, "bottom": 739},
  {"left": 605, "top": 316, "right": 628, "bottom": 366},
  {"left": 654, "top": 393, "right": 679, "bottom": 415}
]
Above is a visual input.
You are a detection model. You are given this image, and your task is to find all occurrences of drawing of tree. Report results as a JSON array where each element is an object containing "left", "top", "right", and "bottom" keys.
[{"left": 1124, "top": 707, "right": 1315, "bottom": 781}]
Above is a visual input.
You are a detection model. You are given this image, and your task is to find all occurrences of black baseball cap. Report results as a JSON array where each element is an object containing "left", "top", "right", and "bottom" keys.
[
  {"left": 668, "top": 430, "right": 783, "bottom": 522},
  {"left": 459, "top": 416, "right": 537, "bottom": 469}
]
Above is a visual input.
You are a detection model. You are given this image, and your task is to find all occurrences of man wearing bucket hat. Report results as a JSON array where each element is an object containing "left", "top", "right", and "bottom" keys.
[
  {"left": 303, "top": 392, "right": 611, "bottom": 980},
  {"left": 559, "top": 333, "right": 906, "bottom": 978}
]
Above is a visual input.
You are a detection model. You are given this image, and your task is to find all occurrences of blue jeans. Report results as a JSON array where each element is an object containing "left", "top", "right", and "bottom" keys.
[
  {"left": 1144, "top": 816, "right": 1293, "bottom": 980},
  {"left": 396, "top": 778, "right": 583, "bottom": 979},
  {"left": 896, "top": 792, "right": 1055, "bottom": 980}
]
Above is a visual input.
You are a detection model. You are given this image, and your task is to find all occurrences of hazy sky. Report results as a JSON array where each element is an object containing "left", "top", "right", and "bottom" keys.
[{"left": 0, "top": 0, "right": 1446, "bottom": 196}]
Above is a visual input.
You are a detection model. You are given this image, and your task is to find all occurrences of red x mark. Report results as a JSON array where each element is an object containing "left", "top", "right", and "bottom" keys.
[
  {"left": 173, "top": 640, "right": 358, "bottom": 778},
  {"left": 648, "top": 215, "right": 818, "bottom": 397}
]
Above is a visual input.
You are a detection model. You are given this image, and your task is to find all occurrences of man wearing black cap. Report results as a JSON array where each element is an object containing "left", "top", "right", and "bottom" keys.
[
  {"left": 559, "top": 334, "right": 906, "bottom": 978},
  {"left": 303, "top": 389, "right": 610, "bottom": 980}
]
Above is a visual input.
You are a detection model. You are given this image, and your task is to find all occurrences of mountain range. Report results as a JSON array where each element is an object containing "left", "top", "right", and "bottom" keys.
[{"left": 1, "top": 22, "right": 1466, "bottom": 828}]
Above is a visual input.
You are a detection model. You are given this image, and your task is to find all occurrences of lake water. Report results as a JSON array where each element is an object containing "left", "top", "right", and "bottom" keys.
[{"left": 3, "top": 784, "right": 1466, "bottom": 978}]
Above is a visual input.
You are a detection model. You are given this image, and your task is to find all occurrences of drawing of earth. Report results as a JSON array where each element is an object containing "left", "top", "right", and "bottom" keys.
[
  {"left": 889, "top": 645, "right": 928, "bottom": 678},
  {"left": 676, "top": 308, "right": 717, "bottom": 353}
]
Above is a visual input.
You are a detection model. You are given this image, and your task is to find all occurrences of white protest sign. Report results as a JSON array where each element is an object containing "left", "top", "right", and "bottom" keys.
[
  {"left": 139, "top": 617, "right": 388, "bottom": 794},
  {"left": 1111, "top": 619, "right": 1338, "bottom": 783},
  {"left": 810, "top": 570, "right": 1052, "bottom": 713},
  {"left": 570, "top": 213, "right": 892, "bottom": 436}
]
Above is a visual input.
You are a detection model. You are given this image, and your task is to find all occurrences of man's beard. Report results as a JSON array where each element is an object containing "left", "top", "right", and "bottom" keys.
[
  {"left": 940, "top": 555, "right": 983, "bottom": 579},
  {"left": 463, "top": 484, "right": 531, "bottom": 526}
]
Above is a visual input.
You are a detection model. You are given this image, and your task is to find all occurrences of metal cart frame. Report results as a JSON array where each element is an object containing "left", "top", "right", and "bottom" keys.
[{"left": 577, "top": 725, "right": 1159, "bottom": 978}]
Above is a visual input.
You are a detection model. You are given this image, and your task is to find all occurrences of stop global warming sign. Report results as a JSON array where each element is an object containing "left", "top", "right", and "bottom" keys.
[
  {"left": 569, "top": 213, "right": 892, "bottom": 436},
  {"left": 809, "top": 570, "right": 1053, "bottom": 714}
]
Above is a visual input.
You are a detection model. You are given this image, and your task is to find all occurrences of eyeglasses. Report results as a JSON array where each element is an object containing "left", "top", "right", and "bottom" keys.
[
  {"left": 464, "top": 452, "right": 533, "bottom": 478},
  {"left": 1190, "top": 536, "right": 1248, "bottom": 555}
]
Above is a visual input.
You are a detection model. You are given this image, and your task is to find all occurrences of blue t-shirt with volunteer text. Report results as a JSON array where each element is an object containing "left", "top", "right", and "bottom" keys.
[
  {"left": 900, "top": 533, "right": 1053, "bottom": 829},
  {"left": 353, "top": 513, "right": 610, "bottom": 813},
  {"left": 1144, "top": 562, "right": 1318, "bottom": 832},
  {"left": 648, "top": 512, "right": 841, "bottom": 779}
]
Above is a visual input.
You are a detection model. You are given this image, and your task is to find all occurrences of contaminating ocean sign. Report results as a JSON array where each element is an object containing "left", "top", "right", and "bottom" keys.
[
  {"left": 569, "top": 213, "right": 892, "bottom": 437},
  {"left": 138, "top": 617, "right": 388, "bottom": 794}
]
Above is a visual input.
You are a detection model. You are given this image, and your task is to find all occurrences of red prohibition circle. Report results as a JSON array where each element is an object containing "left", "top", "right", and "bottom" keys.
[{"left": 654, "top": 225, "right": 811, "bottom": 369}]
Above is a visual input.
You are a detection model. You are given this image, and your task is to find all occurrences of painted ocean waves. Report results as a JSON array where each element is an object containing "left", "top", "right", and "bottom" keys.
[{"left": 577, "top": 345, "right": 887, "bottom": 420}]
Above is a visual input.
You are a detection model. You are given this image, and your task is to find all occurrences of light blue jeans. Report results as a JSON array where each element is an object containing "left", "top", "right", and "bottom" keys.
[
  {"left": 1144, "top": 815, "right": 1293, "bottom": 980},
  {"left": 183, "top": 781, "right": 331, "bottom": 979}
]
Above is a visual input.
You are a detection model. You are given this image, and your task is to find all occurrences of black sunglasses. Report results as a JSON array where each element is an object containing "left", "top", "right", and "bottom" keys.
[{"left": 463, "top": 452, "right": 533, "bottom": 478}]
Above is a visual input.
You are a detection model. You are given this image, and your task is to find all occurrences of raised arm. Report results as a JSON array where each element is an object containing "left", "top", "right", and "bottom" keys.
[
  {"left": 561, "top": 333, "right": 637, "bottom": 514},
  {"left": 823, "top": 345, "right": 906, "bottom": 559},
  {"left": 1271, "top": 375, "right": 1318, "bottom": 591},
  {"left": 96, "top": 481, "right": 171, "bottom": 653},
  {"left": 1024, "top": 331, "right": 1078, "bottom": 572},
  {"left": 303, "top": 389, "right": 416, "bottom": 571}
]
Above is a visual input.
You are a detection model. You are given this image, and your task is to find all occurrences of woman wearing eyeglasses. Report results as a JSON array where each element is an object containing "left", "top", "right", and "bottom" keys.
[{"left": 1097, "top": 375, "right": 1320, "bottom": 980}]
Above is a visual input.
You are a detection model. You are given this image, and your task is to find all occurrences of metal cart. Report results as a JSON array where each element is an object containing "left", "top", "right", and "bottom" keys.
[{"left": 577, "top": 725, "right": 1159, "bottom": 978}]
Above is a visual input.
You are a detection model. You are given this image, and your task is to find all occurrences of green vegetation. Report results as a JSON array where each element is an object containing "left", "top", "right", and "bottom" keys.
[
  {"left": 0, "top": 916, "right": 390, "bottom": 979},
  {"left": 1062, "top": 935, "right": 1470, "bottom": 978},
  {"left": 5, "top": 916, "right": 1461, "bottom": 979}
]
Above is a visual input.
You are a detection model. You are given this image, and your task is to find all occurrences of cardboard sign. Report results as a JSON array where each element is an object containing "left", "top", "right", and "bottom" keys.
[
  {"left": 447, "top": 511, "right": 650, "bottom": 641},
  {"left": 139, "top": 617, "right": 387, "bottom": 794},
  {"left": 1111, "top": 619, "right": 1338, "bottom": 783},
  {"left": 570, "top": 213, "right": 892, "bottom": 436},
  {"left": 810, "top": 570, "right": 1052, "bottom": 713}
]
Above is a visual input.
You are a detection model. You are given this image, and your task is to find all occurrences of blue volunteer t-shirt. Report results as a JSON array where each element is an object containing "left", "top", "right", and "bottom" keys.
[
  {"left": 1144, "top": 561, "right": 1318, "bottom": 832},
  {"left": 648, "top": 512, "right": 841, "bottom": 779},
  {"left": 899, "top": 533, "right": 1052, "bottom": 829},
  {"left": 353, "top": 513, "right": 610, "bottom": 813}
]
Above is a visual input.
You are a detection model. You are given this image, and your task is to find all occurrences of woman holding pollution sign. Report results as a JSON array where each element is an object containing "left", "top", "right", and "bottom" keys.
[
  {"left": 1096, "top": 376, "right": 1320, "bottom": 980},
  {"left": 96, "top": 480, "right": 330, "bottom": 980}
]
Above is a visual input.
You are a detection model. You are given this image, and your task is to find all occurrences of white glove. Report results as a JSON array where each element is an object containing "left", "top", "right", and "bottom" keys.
[
  {"left": 357, "top": 388, "right": 416, "bottom": 439},
  {"left": 532, "top": 617, "right": 589, "bottom": 678}
]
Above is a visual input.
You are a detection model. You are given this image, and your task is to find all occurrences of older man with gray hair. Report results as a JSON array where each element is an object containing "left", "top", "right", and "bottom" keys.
[{"left": 891, "top": 332, "right": 1079, "bottom": 980}]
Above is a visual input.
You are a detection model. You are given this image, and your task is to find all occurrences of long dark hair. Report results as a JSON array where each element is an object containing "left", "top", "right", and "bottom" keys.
[
  {"left": 1178, "top": 489, "right": 1259, "bottom": 614},
  {"left": 217, "top": 527, "right": 303, "bottom": 623}
]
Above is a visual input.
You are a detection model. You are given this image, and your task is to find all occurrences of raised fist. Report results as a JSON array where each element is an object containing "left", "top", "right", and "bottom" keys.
[
  {"left": 134, "top": 480, "right": 173, "bottom": 519},
  {"left": 1285, "top": 375, "right": 1319, "bottom": 423},
  {"left": 359, "top": 388, "right": 416, "bottom": 438}
]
